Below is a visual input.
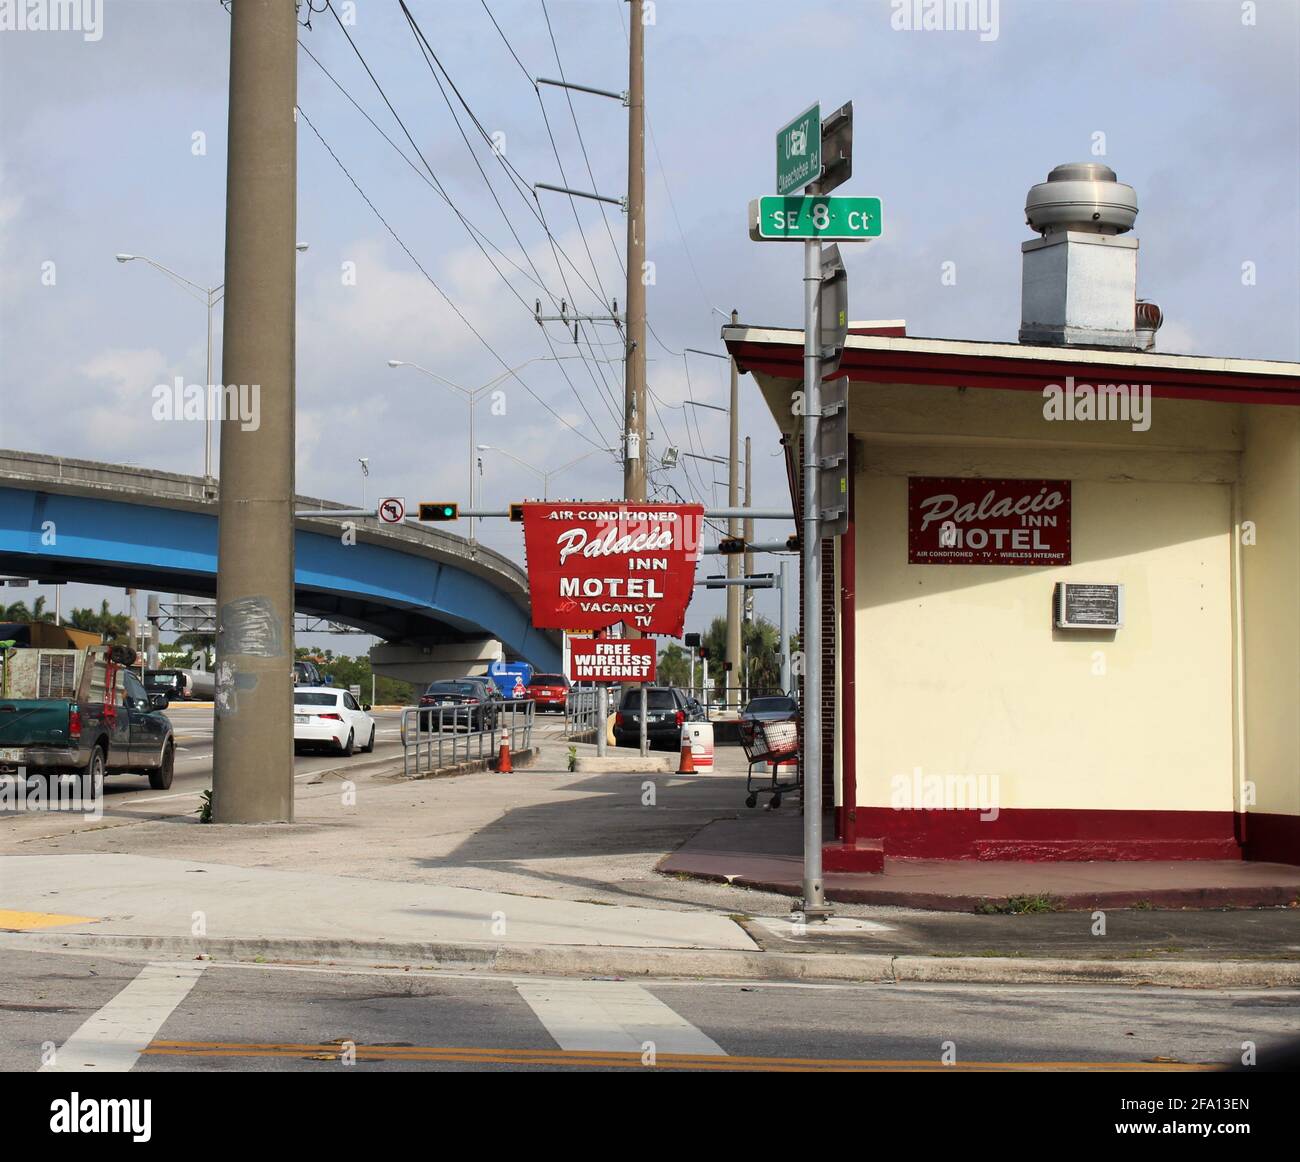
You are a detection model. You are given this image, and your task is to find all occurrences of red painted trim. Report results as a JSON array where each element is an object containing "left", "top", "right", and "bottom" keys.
[
  {"left": 856, "top": 806, "right": 1242, "bottom": 861},
  {"left": 847, "top": 325, "right": 906, "bottom": 337},
  {"left": 838, "top": 441, "right": 857, "bottom": 846},
  {"left": 1239, "top": 813, "right": 1300, "bottom": 866},
  {"left": 725, "top": 334, "right": 1300, "bottom": 407}
]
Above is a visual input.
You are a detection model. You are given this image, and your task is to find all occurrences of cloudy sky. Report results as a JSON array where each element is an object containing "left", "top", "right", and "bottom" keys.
[{"left": 1, "top": 0, "right": 1297, "bottom": 648}]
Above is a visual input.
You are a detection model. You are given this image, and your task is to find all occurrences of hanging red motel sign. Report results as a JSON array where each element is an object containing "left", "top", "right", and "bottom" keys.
[
  {"left": 569, "top": 638, "right": 657, "bottom": 683},
  {"left": 522, "top": 502, "right": 704, "bottom": 636},
  {"left": 908, "top": 477, "right": 1072, "bottom": 566}
]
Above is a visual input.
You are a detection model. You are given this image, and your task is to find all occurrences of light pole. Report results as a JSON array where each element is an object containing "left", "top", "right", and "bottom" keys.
[
  {"left": 476, "top": 444, "right": 616, "bottom": 500},
  {"left": 385, "top": 356, "right": 582, "bottom": 540},
  {"left": 116, "top": 254, "right": 221, "bottom": 491},
  {"left": 117, "top": 242, "right": 308, "bottom": 493},
  {"left": 358, "top": 457, "right": 369, "bottom": 509}
]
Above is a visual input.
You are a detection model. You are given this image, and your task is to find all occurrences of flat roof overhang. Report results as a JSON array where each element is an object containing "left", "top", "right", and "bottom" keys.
[{"left": 723, "top": 326, "right": 1300, "bottom": 411}]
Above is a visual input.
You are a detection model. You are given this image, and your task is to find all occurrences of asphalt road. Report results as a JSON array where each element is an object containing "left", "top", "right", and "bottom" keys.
[
  {"left": 4, "top": 945, "right": 1297, "bottom": 1074},
  {"left": 0, "top": 706, "right": 410, "bottom": 819}
]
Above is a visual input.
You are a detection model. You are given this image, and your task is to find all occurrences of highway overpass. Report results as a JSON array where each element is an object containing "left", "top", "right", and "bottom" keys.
[{"left": 0, "top": 450, "right": 560, "bottom": 681}]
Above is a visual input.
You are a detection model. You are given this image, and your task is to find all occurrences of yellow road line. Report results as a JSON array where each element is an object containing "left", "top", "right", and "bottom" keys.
[
  {"left": 143, "top": 1041, "right": 1219, "bottom": 1072},
  {"left": 0, "top": 909, "right": 97, "bottom": 931}
]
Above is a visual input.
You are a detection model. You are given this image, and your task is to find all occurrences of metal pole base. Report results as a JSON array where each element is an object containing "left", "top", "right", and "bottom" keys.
[{"left": 800, "top": 900, "right": 834, "bottom": 921}]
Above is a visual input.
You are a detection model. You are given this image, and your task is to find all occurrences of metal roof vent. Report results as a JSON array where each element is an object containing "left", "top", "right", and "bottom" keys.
[
  {"left": 1025, "top": 163, "right": 1138, "bottom": 235},
  {"left": 1019, "top": 163, "right": 1146, "bottom": 350}
]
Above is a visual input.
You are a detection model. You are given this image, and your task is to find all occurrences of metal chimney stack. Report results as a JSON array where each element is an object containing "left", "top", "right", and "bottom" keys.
[{"left": 1019, "top": 163, "right": 1157, "bottom": 350}]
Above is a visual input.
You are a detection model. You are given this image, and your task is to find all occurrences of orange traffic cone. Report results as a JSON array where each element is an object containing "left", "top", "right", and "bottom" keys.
[
  {"left": 676, "top": 729, "right": 696, "bottom": 774},
  {"left": 496, "top": 732, "right": 514, "bottom": 773}
]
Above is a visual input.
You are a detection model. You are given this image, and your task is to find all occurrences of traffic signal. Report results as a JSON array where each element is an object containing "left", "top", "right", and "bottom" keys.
[
  {"left": 509, "top": 503, "right": 525, "bottom": 522},
  {"left": 418, "top": 502, "right": 459, "bottom": 522},
  {"left": 699, "top": 646, "right": 709, "bottom": 661},
  {"left": 684, "top": 632, "right": 701, "bottom": 648},
  {"left": 717, "top": 537, "right": 746, "bottom": 555}
]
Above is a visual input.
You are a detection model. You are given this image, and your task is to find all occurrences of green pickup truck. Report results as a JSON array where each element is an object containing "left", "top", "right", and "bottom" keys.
[{"left": 0, "top": 644, "right": 175, "bottom": 794}]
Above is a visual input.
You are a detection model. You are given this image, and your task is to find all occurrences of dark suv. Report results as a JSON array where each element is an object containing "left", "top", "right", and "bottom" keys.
[
  {"left": 418, "top": 677, "right": 501, "bottom": 732},
  {"left": 613, "top": 686, "right": 694, "bottom": 750}
]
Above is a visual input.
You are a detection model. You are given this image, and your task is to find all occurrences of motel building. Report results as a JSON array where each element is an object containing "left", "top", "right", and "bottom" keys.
[{"left": 723, "top": 163, "right": 1300, "bottom": 870}]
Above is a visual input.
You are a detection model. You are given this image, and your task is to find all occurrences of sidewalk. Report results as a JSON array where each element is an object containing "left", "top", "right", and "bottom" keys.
[
  {"left": 661, "top": 813, "right": 1300, "bottom": 912},
  {"left": 2, "top": 739, "right": 1299, "bottom": 986}
]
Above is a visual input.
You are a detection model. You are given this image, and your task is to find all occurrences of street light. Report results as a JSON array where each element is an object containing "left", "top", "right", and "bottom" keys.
[
  {"left": 385, "top": 356, "right": 583, "bottom": 540},
  {"left": 476, "top": 443, "right": 617, "bottom": 500},
  {"left": 358, "top": 457, "right": 370, "bottom": 509},
  {"left": 116, "top": 253, "right": 222, "bottom": 489},
  {"left": 116, "top": 244, "right": 308, "bottom": 492}
]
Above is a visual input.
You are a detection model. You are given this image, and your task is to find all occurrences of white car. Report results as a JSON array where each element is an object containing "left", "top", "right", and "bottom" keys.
[{"left": 292, "top": 687, "right": 376, "bottom": 756}]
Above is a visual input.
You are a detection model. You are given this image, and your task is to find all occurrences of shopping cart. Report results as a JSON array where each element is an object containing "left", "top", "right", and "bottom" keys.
[{"left": 739, "top": 715, "right": 800, "bottom": 809}]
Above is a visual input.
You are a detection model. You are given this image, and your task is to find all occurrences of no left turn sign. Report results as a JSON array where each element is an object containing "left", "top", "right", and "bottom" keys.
[{"left": 378, "top": 497, "right": 406, "bottom": 524}]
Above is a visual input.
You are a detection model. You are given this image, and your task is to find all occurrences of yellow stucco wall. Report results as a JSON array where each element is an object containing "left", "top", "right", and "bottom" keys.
[
  {"left": 851, "top": 386, "right": 1240, "bottom": 815},
  {"left": 1241, "top": 407, "right": 1300, "bottom": 816}
]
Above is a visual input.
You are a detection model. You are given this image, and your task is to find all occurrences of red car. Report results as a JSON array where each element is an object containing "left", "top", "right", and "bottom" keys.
[{"left": 526, "top": 673, "right": 570, "bottom": 712}]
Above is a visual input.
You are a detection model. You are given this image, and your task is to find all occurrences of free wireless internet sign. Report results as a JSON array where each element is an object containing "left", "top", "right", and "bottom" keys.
[{"left": 520, "top": 501, "right": 703, "bottom": 636}]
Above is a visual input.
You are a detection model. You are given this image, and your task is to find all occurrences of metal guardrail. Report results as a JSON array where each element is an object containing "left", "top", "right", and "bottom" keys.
[
  {"left": 564, "top": 688, "right": 600, "bottom": 738},
  {"left": 400, "top": 699, "right": 535, "bottom": 777},
  {"left": 685, "top": 685, "right": 791, "bottom": 712}
]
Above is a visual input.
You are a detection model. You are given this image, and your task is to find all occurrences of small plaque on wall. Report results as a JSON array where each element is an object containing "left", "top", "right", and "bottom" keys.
[{"left": 1054, "top": 583, "right": 1124, "bottom": 629}]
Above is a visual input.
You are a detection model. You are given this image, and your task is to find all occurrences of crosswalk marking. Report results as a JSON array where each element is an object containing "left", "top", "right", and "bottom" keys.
[
  {"left": 516, "top": 979, "right": 726, "bottom": 1056},
  {"left": 41, "top": 962, "right": 207, "bottom": 1073}
]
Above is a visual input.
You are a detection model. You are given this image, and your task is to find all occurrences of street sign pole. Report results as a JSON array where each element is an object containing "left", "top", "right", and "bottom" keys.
[{"left": 802, "top": 232, "right": 828, "bottom": 917}]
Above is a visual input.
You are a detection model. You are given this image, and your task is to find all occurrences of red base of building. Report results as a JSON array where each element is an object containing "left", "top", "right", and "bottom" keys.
[
  {"left": 854, "top": 807, "right": 1272, "bottom": 862},
  {"left": 822, "top": 838, "right": 885, "bottom": 874},
  {"left": 1240, "top": 812, "right": 1300, "bottom": 865}
]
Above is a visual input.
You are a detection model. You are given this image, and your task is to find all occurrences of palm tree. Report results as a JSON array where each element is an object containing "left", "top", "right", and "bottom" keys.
[{"left": 68, "top": 600, "right": 131, "bottom": 644}]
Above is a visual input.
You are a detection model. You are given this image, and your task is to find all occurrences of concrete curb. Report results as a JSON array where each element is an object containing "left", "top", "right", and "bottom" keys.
[
  {"left": 395, "top": 747, "right": 538, "bottom": 781},
  {"left": 665, "top": 864, "right": 1300, "bottom": 913},
  {"left": 6, "top": 930, "right": 1297, "bottom": 988},
  {"left": 574, "top": 755, "right": 675, "bottom": 774}
]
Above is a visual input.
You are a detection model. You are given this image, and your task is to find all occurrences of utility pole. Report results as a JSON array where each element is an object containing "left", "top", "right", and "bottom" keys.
[
  {"left": 212, "top": 0, "right": 297, "bottom": 824},
  {"left": 623, "top": 0, "right": 646, "bottom": 507},
  {"left": 725, "top": 308, "right": 741, "bottom": 706}
]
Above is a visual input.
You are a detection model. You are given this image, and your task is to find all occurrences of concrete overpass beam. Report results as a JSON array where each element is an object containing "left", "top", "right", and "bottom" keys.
[{"left": 370, "top": 639, "right": 501, "bottom": 686}]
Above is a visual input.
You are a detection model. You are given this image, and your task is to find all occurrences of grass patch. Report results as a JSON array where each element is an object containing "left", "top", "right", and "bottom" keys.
[{"left": 974, "top": 894, "right": 1060, "bottom": 915}]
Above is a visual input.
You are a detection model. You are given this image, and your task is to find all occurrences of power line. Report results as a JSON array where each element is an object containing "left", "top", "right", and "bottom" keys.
[
  {"left": 297, "top": 104, "right": 608, "bottom": 450},
  {"left": 298, "top": 38, "right": 548, "bottom": 296},
  {"left": 320, "top": 1, "right": 618, "bottom": 439},
  {"left": 539, "top": 0, "right": 626, "bottom": 280},
  {"left": 396, "top": 0, "right": 625, "bottom": 427}
]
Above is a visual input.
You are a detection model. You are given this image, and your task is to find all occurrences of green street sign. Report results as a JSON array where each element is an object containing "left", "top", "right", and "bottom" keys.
[
  {"left": 776, "top": 103, "right": 821, "bottom": 196},
  {"left": 749, "top": 195, "right": 883, "bottom": 242}
]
